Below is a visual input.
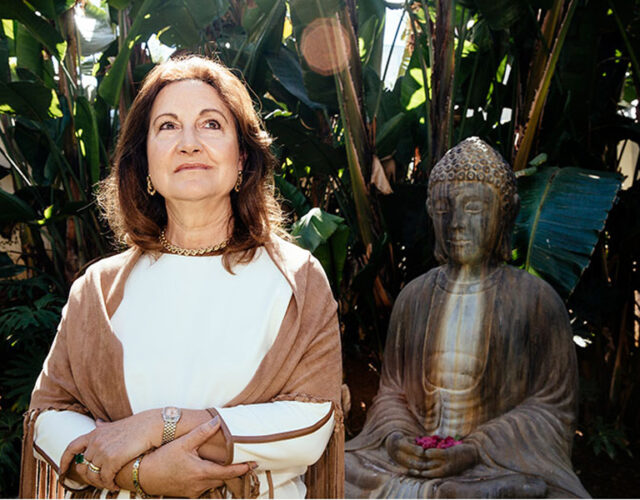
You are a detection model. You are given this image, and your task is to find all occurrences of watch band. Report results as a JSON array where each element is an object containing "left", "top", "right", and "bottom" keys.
[
  {"left": 161, "top": 420, "right": 178, "bottom": 445},
  {"left": 161, "top": 407, "right": 181, "bottom": 445}
]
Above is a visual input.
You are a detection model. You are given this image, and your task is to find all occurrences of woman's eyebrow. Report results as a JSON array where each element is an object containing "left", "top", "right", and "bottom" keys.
[
  {"left": 151, "top": 112, "right": 178, "bottom": 126},
  {"left": 199, "top": 108, "right": 229, "bottom": 124}
]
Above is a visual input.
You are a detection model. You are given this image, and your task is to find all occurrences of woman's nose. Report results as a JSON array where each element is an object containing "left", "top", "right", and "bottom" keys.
[{"left": 178, "top": 127, "right": 201, "bottom": 154}]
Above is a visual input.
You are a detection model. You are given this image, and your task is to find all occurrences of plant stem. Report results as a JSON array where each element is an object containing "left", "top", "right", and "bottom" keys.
[{"left": 514, "top": 0, "right": 577, "bottom": 171}]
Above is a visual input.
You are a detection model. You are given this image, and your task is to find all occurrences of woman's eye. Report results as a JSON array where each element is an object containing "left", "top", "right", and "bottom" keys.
[
  {"left": 464, "top": 201, "right": 483, "bottom": 213},
  {"left": 158, "top": 121, "right": 176, "bottom": 130},
  {"left": 204, "top": 119, "right": 220, "bottom": 130}
]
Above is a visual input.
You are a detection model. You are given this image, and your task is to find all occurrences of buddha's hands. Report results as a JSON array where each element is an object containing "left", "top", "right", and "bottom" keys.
[
  {"left": 131, "top": 419, "right": 253, "bottom": 498},
  {"left": 386, "top": 432, "right": 430, "bottom": 471},
  {"left": 413, "top": 443, "right": 478, "bottom": 478},
  {"left": 60, "top": 411, "right": 158, "bottom": 491},
  {"left": 386, "top": 432, "right": 478, "bottom": 478}
]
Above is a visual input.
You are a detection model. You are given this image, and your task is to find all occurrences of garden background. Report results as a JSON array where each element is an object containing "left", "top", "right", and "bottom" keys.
[{"left": 1, "top": 0, "right": 639, "bottom": 496}]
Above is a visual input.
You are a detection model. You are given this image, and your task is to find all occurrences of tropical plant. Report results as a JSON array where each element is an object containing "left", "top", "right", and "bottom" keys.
[{"left": 1, "top": 0, "right": 639, "bottom": 495}]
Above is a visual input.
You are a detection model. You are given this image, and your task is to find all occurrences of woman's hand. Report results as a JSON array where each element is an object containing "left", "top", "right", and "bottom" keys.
[
  {"left": 131, "top": 418, "right": 253, "bottom": 498},
  {"left": 60, "top": 411, "right": 160, "bottom": 490}
]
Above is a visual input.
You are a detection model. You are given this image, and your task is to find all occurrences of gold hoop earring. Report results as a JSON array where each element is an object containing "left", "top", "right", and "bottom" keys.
[
  {"left": 234, "top": 170, "right": 243, "bottom": 192},
  {"left": 146, "top": 175, "right": 156, "bottom": 196}
]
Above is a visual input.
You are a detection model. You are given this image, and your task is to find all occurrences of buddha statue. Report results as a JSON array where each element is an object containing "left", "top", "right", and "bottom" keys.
[{"left": 345, "top": 137, "right": 589, "bottom": 498}]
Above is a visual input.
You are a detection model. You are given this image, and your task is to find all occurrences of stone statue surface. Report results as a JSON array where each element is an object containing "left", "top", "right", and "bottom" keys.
[{"left": 345, "top": 137, "right": 589, "bottom": 498}]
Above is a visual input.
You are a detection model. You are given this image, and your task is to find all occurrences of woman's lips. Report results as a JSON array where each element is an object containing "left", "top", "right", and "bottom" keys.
[{"left": 174, "top": 163, "right": 211, "bottom": 173}]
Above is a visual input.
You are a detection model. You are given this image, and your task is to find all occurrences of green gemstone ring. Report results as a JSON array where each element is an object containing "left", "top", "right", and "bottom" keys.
[{"left": 74, "top": 453, "right": 85, "bottom": 465}]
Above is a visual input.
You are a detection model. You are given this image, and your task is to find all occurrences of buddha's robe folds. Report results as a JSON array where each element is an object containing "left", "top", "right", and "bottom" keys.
[{"left": 345, "top": 265, "right": 589, "bottom": 498}]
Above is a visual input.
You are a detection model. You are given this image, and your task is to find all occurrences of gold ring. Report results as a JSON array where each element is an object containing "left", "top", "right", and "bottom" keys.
[{"left": 87, "top": 462, "right": 101, "bottom": 473}]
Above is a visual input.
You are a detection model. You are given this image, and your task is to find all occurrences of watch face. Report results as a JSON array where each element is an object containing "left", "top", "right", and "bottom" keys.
[{"left": 163, "top": 406, "right": 181, "bottom": 421}]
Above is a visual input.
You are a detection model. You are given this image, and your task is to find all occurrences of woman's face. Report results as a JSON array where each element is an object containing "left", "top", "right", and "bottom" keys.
[{"left": 146, "top": 79, "right": 242, "bottom": 205}]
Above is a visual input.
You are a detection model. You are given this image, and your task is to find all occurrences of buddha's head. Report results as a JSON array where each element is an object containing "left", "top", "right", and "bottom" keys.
[{"left": 427, "top": 137, "right": 519, "bottom": 267}]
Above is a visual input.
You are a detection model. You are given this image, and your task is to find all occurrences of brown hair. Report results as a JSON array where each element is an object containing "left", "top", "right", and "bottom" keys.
[{"left": 98, "top": 55, "right": 287, "bottom": 270}]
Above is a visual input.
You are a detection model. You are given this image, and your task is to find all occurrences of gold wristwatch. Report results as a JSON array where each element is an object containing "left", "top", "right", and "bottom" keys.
[{"left": 161, "top": 406, "right": 181, "bottom": 445}]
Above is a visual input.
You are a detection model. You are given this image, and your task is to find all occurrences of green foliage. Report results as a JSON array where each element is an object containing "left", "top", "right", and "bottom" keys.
[
  {"left": 0, "top": 255, "right": 64, "bottom": 496},
  {"left": 513, "top": 167, "right": 622, "bottom": 298},
  {"left": 0, "top": 410, "right": 22, "bottom": 496},
  {"left": 588, "top": 417, "right": 633, "bottom": 460},
  {"left": 3, "top": 1, "right": 67, "bottom": 60},
  {"left": 1, "top": 0, "right": 640, "bottom": 495},
  {"left": 291, "top": 207, "right": 350, "bottom": 288}
]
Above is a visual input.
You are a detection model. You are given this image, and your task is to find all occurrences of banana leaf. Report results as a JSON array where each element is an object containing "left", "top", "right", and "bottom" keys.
[
  {"left": 3, "top": 1, "right": 66, "bottom": 60},
  {"left": 513, "top": 166, "right": 622, "bottom": 298},
  {"left": 266, "top": 48, "right": 323, "bottom": 110},
  {"left": 28, "top": 0, "right": 76, "bottom": 17},
  {"left": 156, "top": 0, "right": 227, "bottom": 48},
  {"left": 274, "top": 175, "right": 311, "bottom": 218},
  {"left": 98, "top": 0, "right": 161, "bottom": 106},
  {"left": 74, "top": 96, "right": 101, "bottom": 186},
  {"left": 473, "top": 0, "right": 527, "bottom": 31},
  {"left": 0, "top": 81, "right": 59, "bottom": 120},
  {"left": 0, "top": 189, "right": 37, "bottom": 224},
  {"left": 291, "top": 207, "right": 349, "bottom": 289},
  {"left": 357, "top": 0, "right": 386, "bottom": 73}
]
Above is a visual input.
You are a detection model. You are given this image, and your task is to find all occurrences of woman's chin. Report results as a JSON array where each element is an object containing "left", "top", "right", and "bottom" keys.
[{"left": 162, "top": 188, "right": 231, "bottom": 204}]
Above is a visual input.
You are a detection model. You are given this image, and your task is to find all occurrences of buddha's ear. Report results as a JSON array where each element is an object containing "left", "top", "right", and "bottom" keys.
[
  {"left": 512, "top": 193, "right": 521, "bottom": 218},
  {"left": 425, "top": 198, "right": 433, "bottom": 219}
]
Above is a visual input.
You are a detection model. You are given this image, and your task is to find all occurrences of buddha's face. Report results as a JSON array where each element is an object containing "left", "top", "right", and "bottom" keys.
[{"left": 429, "top": 181, "right": 501, "bottom": 267}]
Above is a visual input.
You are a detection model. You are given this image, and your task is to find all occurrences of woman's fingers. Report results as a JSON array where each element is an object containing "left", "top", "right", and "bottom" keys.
[
  {"left": 74, "top": 462, "right": 103, "bottom": 490},
  {"left": 200, "top": 461, "right": 251, "bottom": 481},
  {"left": 180, "top": 417, "right": 221, "bottom": 450},
  {"left": 86, "top": 464, "right": 118, "bottom": 491},
  {"left": 59, "top": 434, "right": 90, "bottom": 475},
  {"left": 94, "top": 467, "right": 119, "bottom": 491},
  {"left": 75, "top": 454, "right": 117, "bottom": 491}
]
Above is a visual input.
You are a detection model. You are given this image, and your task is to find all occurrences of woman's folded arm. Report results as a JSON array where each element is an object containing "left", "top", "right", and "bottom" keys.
[{"left": 209, "top": 400, "right": 335, "bottom": 470}]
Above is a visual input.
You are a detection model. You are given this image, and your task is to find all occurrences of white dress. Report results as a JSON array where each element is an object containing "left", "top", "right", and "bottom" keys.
[{"left": 34, "top": 248, "right": 335, "bottom": 498}]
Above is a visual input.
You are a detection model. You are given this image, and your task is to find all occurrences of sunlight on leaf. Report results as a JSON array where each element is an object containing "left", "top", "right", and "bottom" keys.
[
  {"left": 462, "top": 39, "right": 477, "bottom": 57},
  {"left": 2, "top": 20, "right": 14, "bottom": 41},
  {"left": 406, "top": 67, "right": 425, "bottom": 110},
  {"left": 282, "top": 16, "right": 292, "bottom": 40},
  {"left": 48, "top": 89, "right": 62, "bottom": 117}
]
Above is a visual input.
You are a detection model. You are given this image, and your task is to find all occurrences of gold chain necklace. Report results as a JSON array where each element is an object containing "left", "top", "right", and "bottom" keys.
[{"left": 159, "top": 229, "right": 229, "bottom": 256}]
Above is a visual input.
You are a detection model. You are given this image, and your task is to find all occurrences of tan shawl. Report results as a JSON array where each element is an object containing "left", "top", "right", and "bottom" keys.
[{"left": 20, "top": 236, "right": 344, "bottom": 498}]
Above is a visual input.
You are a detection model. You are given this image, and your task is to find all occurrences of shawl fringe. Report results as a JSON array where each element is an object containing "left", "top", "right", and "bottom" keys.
[
  {"left": 21, "top": 410, "right": 65, "bottom": 499},
  {"left": 271, "top": 394, "right": 345, "bottom": 498}
]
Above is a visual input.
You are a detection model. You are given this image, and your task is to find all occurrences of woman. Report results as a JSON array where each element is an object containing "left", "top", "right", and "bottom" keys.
[{"left": 20, "top": 55, "right": 343, "bottom": 499}]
